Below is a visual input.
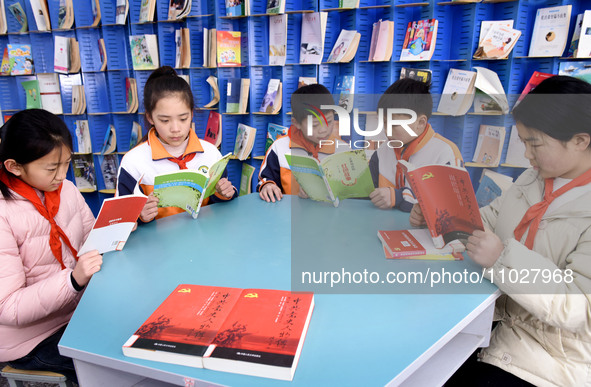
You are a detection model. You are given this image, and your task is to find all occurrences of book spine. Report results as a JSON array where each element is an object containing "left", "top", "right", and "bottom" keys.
[{"left": 390, "top": 249, "right": 428, "bottom": 258}]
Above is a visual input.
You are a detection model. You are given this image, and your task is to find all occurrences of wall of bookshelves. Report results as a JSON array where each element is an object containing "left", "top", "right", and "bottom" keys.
[{"left": 0, "top": 0, "right": 590, "bottom": 214}]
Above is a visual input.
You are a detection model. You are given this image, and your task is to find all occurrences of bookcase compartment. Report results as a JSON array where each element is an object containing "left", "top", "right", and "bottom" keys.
[
  {"left": 190, "top": 68, "right": 218, "bottom": 108},
  {"left": 112, "top": 113, "right": 139, "bottom": 151},
  {"left": 250, "top": 65, "right": 283, "bottom": 115},
  {"left": 156, "top": 21, "right": 184, "bottom": 68},
  {"left": 393, "top": 3, "right": 431, "bottom": 58},
  {"left": 59, "top": 73, "right": 83, "bottom": 114},
  {"left": 29, "top": 33, "right": 54, "bottom": 73},
  {"left": 102, "top": 25, "right": 133, "bottom": 70},
  {"left": 218, "top": 66, "right": 251, "bottom": 114},
  {"left": 6, "top": 0, "right": 28, "bottom": 33},
  {"left": 285, "top": 0, "right": 318, "bottom": 13},
  {"left": 433, "top": 3, "right": 475, "bottom": 61},
  {"left": 73, "top": 0, "right": 100, "bottom": 27},
  {"left": 323, "top": 8, "right": 357, "bottom": 62},
  {"left": 83, "top": 72, "right": 111, "bottom": 113},
  {"left": 133, "top": 69, "right": 152, "bottom": 113},
  {"left": 220, "top": 114, "right": 241, "bottom": 155},
  {"left": 281, "top": 64, "right": 318, "bottom": 118},
  {"left": 226, "top": 159, "right": 242, "bottom": 192},
  {"left": 107, "top": 70, "right": 134, "bottom": 112},
  {"left": 87, "top": 114, "right": 112, "bottom": 151},
  {"left": 186, "top": 17, "right": 215, "bottom": 68},
  {"left": 98, "top": 0, "right": 120, "bottom": 25},
  {"left": 285, "top": 13, "right": 304, "bottom": 64},
  {"left": 77, "top": 28, "right": 104, "bottom": 72},
  {"left": 356, "top": 6, "right": 392, "bottom": 62}
]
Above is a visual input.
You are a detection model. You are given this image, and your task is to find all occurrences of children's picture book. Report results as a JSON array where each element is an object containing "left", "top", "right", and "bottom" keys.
[
  {"left": 239, "top": 162, "right": 255, "bottom": 196},
  {"left": 285, "top": 150, "right": 375, "bottom": 207},
  {"left": 503, "top": 125, "right": 530, "bottom": 168},
  {"left": 334, "top": 75, "right": 354, "bottom": 113},
  {"left": 21, "top": 79, "right": 41, "bottom": 109},
  {"left": 400, "top": 19, "right": 437, "bottom": 61},
  {"left": 78, "top": 183, "right": 147, "bottom": 255},
  {"left": 99, "top": 153, "right": 118, "bottom": 191},
  {"left": 203, "top": 111, "right": 222, "bottom": 148},
  {"left": 399, "top": 67, "right": 432, "bottom": 84},
  {"left": 558, "top": 60, "right": 591, "bottom": 84},
  {"left": 478, "top": 20, "right": 513, "bottom": 45},
  {"left": 269, "top": 14, "right": 287, "bottom": 66},
  {"left": 153, "top": 153, "right": 231, "bottom": 219},
  {"left": 129, "top": 121, "right": 142, "bottom": 150},
  {"left": 233, "top": 123, "right": 256, "bottom": 160},
  {"left": 115, "top": 0, "right": 128, "bottom": 24},
  {"left": 100, "top": 124, "right": 116, "bottom": 155},
  {"left": 299, "top": 12, "right": 327, "bottom": 64},
  {"left": 399, "top": 159, "right": 484, "bottom": 248},
  {"left": 265, "top": 122, "right": 288, "bottom": 152},
  {"left": 259, "top": 78, "right": 282, "bottom": 114},
  {"left": 129, "top": 34, "right": 159, "bottom": 70},
  {"left": 327, "top": 29, "right": 360, "bottom": 63},
  {"left": 475, "top": 168, "right": 513, "bottom": 208},
  {"left": 473, "top": 24, "right": 520, "bottom": 59},
  {"left": 37, "top": 73, "right": 63, "bottom": 115},
  {"left": 225, "top": 0, "right": 248, "bottom": 17},
  {"left": 72, "top": 153, "right": 96, "bottom": 192},
  {"left": 514, "top": 71, "right": 554, "bottom": 106},
  {"left": 7, "top": 44, "right": 33, "bottom": 75},
  {"left": 576, "top": 10, "right": 591, "bottom": 58},
  {"left": 368, "top": 19, "right": 393, "bottom": 61},
  {"left": 266, "top": 0, "right": 283, "bottom": 14},
  {"left": 217, "top": 30, "right": 241, "bottom": 67},
  {"left": 29, "top": 0, "right": 50, "bottom": 31},
  {"left": 528, "top": 5, "right": 571, "bottom": 57},
  {"left": 138, "top": 0, "right": 155, "bottom": 22},
  {"left": 472, "top": 66, "right": 509, "bottom": 114},
  {"left": 8, "top": 2, "right": 27, "bottom": 32},
  {"left": 74, "top": 119, "right": 92, "bottom": 154},
  {"left": 122, "top": 284, "right": 314, "bottom": 381},
  {"left": 436, "top": 68, "right": 476, "bottom": 116},
  {"left": 203, "top": 75, "right": 220, "bottom": 108},
  {"left": 377, "top": 228, "right": 464, "bottom": 260},
  {"left": 471, "top": 125, "right": 506, "bottom": 167}
]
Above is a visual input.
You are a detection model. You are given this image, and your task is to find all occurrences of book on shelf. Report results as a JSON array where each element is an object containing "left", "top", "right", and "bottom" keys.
[
  {"left": 471, "top": 125, "right": 506, "bottom": 167},
  {"left": 472, "top": 66, "right": 509, "bottom": 114},
  {"left": 259, "top": 79, "right": 282, "bottom": 114},
  {"left": 8, "top": 2, "right": 27, "bottom": 32},
  {"left": 265, "top": 122, "right": 288, "bottom": 152},
  {"left": 53, "top": 36, "right": 69, "bottom": 74},
  {"left": 74, "top": 119, "right": 92, "bottom": 154},
  {"left": 79, "top": 181, "right": 147, "bottom": 255},
  {"left": 0, "top": 0, "right": 6, "bottom": 34},
  {"left": 71, "top": 84, "right": 86, "bottom": 114},
  {"left": 21, "top": 79, "right": 41, "bottom": 109},
  {"left": 100, "top": 125, "right": 117, "bottom": 155},
  {"left": 168, "top": 0, "right": 190, "bottom": 20},
  {"left": 559, "top": 60, "right": 591, "bottom": 84},
  {"left": 515, "top": 71, "right": 554, "bottom": 106},
  {"left": 98, "top": 153, "right": 119, "bottom": 191},
  {"left": 368, "top": 19, "right": 394, "bottom": 61},
  {"left": 98, "top": 38, "right": 107, "bottom": 71},
  {"left": 0, "top": 48, "right": 10, "bottom": 75},
  {"left": 138, "top": 0, "right": 155, "bottom": 22},
  {"left": 567, "top": 13, "right": 584, "bottom": 58},
  {"left": 285, "top": 150, "right": 375, "bottom": 207},
  {"left": 503, "top": 125, "right": 530, "bottom": 168},
  {"left": 90, "top": 0, "right": 100, "bottom": 26},
  {"left": 29, "top": 0, "right": 50, "bottom": 31},
  {"left": 339, "top": 0, "right": 359, "bottom": 7},
  {"left": 399, "top": 19, "right": 438, "bottom": 61},
  {"left": 122, "top": 284, "right": 314, "bottom": 381},
  {"left": 115, "top": 0, "right": 128, "bottom": 24},
  {"left": 239, "top": 163, "right": 255, "bottom": 196},
  {"left": 126, "top": 77, "right": 138, "bottom": 114},
  {"left": 399, "top": 67, "right": 432, "bottom": 84},
  {"left": 575, "top": 10, "right": 591, "bottom": 58},
  {"left": 327, "top": 29, "right": 360, "bottom": 63},
  {"left": 225, "top": 0, "right": 248, "bottom": 17},
  {"left": 37, "top": 73, "right": 63, "bottom": 115},
  {"left": 377, "top": 229, "right": 464, "bottom": 260},
  {"left": 72, "top": 153, "right": 96, "bottom": 192},
  {"left": 203, "top": 111, "right": 222, "bottom": 148},
  {"left": 334, "top": 75, "right": 355, "bottom": 113},
  {"left": 473, "top": 24, "right": 520, "bottom": 59},
  {"left": 203, "top": 28, "right": 217, "bottom": 67},
  {"left": 233, "top": 123, "right": 256, "bottom": 160},
  {"left": 174, "top": 28, "right": 191, "bottom": 68},
  {"left": 478, "top": 20, "right": 513, "bottom": 45},
  {"left": 475, "top": 169, "right": 513, "bottom": 208},
  {"left": 203, "top": 75, "right": 220, "bottom": 108},
  {"left": 57, "top": 0, "right": 74, "bottom": 29},
  {"left": 436, "top": 68, "right": 476, "bottom": 116},
  {"left": 269, "top": 14, "right": 287, "bottom": 66},
  {"left": 299, "top": 12, "right": 327, "bottom": 65},
  {"left": 528, "top": 5, "right": 571, "bottom": 57},
  {"left": 69, "top": 39, "right": 81, "bottom": 73},
  {"left": 297, "top": 76, "right": 316, "bottom": 89},
  {"left": 225, "top": 78, "right": 250, "bottom": 114},
  {"left": 152, "top": 153, "right": 231, "bottom": 219},
  {"left": 399, "top": 159, "right": 484, "bottom": 248},
  {"left": 8, "top": 44, "right": 33, "bottom": 75},
  {"left": 129, "top": 34, "right": 159, "bottom": 70},
  {"left": 129, "top": 121, "right": 142, "bottom": 150},
  {"left": 217, "top": 30, "right": 241, "bottom": 67},
  {"left": 266, "top": 0, "right": 284, "bottom": 14}
]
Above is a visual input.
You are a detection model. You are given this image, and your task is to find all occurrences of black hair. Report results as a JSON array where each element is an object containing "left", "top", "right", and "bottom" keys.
[
  {"left": 0, "top": 109, "right": 73, "bottom": 199},
  {"left": 512, "top": 75, "right": 591, "bottom": 143},
  {"left": 378, "top": 78, "right": 433, "bottom": 119},
  {"left": 291, "top": 83, "right": 335, "bottom": 123},
  {"left": 144, "top": 66, "right": 194, "bottom": 118}
]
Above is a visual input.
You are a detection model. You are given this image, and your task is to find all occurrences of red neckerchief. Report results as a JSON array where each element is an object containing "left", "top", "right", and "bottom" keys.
[
  {"left": 148, "top": 128, "right": 199, "bottom": 169},
  {"left": 0, "top": 169, "right": 77, "bottom": 269},
  {"left": 288, "top": 126, "right": 322, "bottom": 159},
  {"left": 394, "top": 124, "right": 435, "bottom": 188},
  {"left": 514, "top": 169, "right": 591, "bottom": 249}
]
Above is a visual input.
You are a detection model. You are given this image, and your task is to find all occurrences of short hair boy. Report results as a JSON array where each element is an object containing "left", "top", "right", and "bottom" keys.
[{"left": 369, "top": 78, "right": 463, "bottom": 211}]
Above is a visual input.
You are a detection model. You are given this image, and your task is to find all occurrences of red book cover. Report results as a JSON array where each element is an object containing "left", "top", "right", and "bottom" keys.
[
  {"left": 516, "top": 71, "right": 554, "bottom": 104},
  {"left": 399, "top": 160, "right": 484, "bottom": 249},
  {"left": 216, "top": 30, "right": 241, "bottom": 67},
  {"left": 378, "top": 229, "right": 463, "bottom": 260},
  {"left": 203, "top": 111, "right": 221, "bottom": 147}
]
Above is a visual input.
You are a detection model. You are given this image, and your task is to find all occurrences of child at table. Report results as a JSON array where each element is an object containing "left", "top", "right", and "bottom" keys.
[
  {"left": 369, "top": 78, "right": 463, "bottom": 211},
  {"left": 0, "top": 109, "right": 103, "bottom": 383},
  {"left": 411, "top": 76, "right": 591, "bottom": 386},
  {"left": 258, "top": 83, "right": 341, "bottom": 202},
  {"left": 117, "top": 66, "right": 237, "bottom": 222}
]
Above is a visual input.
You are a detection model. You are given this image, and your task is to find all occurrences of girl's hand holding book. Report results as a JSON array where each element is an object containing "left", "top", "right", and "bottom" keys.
[
  {"left": 72, "top": 250, "right": 103, "bottom": 287},
  {"left": 465, "top": 229, "right": 504, "bottom": 268},
  {"left": 409, "top": 204, "right": 426, "bottom": 227},
  {"left": 215, "top": 178, "right": 235, "bottom": 198},
  {"left": 140, "top": 194, "right": 159, "bottom": 223}
]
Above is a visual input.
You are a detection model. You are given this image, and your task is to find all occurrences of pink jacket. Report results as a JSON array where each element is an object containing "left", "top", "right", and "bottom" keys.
[{"left": 0, "top": 180, "right": 95, "bottom": 361}]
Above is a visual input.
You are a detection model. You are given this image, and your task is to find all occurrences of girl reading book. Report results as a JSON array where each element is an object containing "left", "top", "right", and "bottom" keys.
[
  {"left": 0, "top": 109, "right": 103, "bottom": 383},
  {"left": 116, "top": 66, "right": 236, "bottom": 222}
]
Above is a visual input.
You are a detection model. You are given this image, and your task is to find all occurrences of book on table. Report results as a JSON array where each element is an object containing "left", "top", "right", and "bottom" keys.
[
  {"left": 378, "top": 229, "right": 464, "bottom": 260},
  {"left": 122, "top": 284, "right": 314, "bottom": 381}
]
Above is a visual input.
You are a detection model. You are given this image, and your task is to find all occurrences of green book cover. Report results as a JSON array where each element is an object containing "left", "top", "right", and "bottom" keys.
[
  {"left": 21, "top": 80, "right": 41, "bottom": 109},
  {"left": 239, "top": 163, "right": 256, "bottom": 196}
]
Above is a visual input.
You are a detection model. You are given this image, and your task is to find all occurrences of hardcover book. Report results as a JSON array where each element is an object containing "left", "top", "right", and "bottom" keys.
[{"left": 122, "top": 284, "right": 314, "bottom": 381}]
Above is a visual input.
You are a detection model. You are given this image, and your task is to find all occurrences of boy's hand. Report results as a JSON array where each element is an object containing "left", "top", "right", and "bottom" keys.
[
  {"left": 369, "top": 188, "right": 392, "bottom": 209},
  {"left": 466, "top": 229, "right": 504, "bottom": 268},
  {"left": 260, "top": 183, "right": 283, "bottom": 202},
  {"left": 140, "top": 194, "right": 159, "bottom": 223},
  {"left": 409, "top": 204, "right": 426, "bottom": 227},
  {"left": 298, "top": 187, "right": 309, "bottom": 199},
  {"left": 72, "top": 250, "right": 103, "bottom": 287},
  {"left": 215, "top": 178, "right": 235, "bottom": 198}
]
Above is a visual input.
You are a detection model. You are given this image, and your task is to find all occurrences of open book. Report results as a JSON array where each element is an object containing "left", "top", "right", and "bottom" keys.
[
  {"left": 122, "top": 284, "right": 314, "bottom": 381},
  {"left": 285, "top": 150, "right": 374, "bottom": 207},
  {"left": 399, "top": 160, "right": 484, "bottom": 248},
  {"left": 153, "top": 153, "right": 231, "bottom": 219}
]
